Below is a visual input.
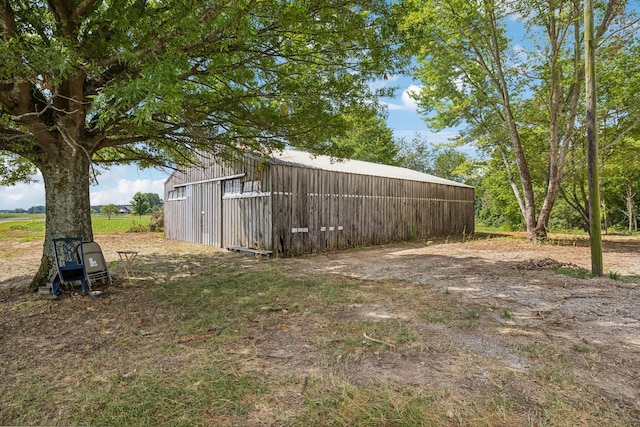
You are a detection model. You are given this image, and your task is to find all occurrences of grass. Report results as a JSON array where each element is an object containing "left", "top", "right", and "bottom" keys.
[
  {"left": 0, "top": 213, "right": 33, "bottom": 219},
  {"left": 0, "top": 214, "right": 153, "bottom": 238},
  {"left": 71, "top": 359, "right": 267, "bottom": 426},
  {"left": 502, "top": 307, "right": 514, "bottom": 319},
  {"left": 555, "top": 266, "right": 589, "bottom": 279},
  {"left": 0, "top": 214, "right": 45, "bottom": 235},
  {"left": 4, "top": 356, "right": 267, "bottom": 426},
  {"left": 1, "top": 234, "right": 638, "bottom": 426},
  {"left": 92, "top": 215, "right": 154, "bottom": 234},
  {"left": 572, "top": 343, "right": 591, "bottom": 353},
  {"left": 293, "top": 379, "right": 459, "bottom": 426},
  {"left": 320, "top": 318, "right": 419, "bottom": 361}
]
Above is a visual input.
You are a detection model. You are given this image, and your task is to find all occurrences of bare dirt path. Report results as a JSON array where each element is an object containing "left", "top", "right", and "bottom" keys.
[{"left": 269, "top": 235, "right": 640, "bottom": 411}]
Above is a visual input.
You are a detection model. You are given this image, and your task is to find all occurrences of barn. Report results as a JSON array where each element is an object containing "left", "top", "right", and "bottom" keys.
[{"left": 164, "top": 150, "right": 474, "bottom": 255}]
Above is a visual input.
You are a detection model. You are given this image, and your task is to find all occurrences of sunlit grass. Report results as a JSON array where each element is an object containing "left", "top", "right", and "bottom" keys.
[
  {"left": 0, "top": 214, "right": 152, "bottom": 238},
  {"left": 92, "top": 215, "right": 153, "bottom": 234}
]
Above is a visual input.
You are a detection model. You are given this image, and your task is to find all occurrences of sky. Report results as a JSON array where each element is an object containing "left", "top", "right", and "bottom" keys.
[{"left": 0, "top": 75, "right": 452, "bottom": 211}]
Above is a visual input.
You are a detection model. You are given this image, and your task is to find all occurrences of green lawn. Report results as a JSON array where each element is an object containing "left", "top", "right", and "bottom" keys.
[{"left": 0, "top": 213, "right": 153, "bottom": 238}]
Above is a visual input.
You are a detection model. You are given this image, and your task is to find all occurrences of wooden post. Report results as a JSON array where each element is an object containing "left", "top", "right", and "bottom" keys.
[{"left": 585, "top": 0, "right": 603, "bottom": 276}]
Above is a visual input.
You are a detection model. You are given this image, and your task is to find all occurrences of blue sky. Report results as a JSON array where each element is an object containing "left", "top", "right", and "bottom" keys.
[{"left": 0, "top": 75, "right": 453, "bottom": 210}]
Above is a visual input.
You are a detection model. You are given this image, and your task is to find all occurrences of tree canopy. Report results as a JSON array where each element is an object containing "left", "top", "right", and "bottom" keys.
[
  {"left": 99, "top": 203, "right": 118, "bottom": 219},
  {"left": 0, "top": 0, "right": 402, "bottom": 288},
  {"left": 144, "top": 192, "right": 163, "bottom": 212},
  {"left": 400, "top": 0, "right": 636, "bottom": 240},
  {"left": 130, "top": 192, "right": 150, "bottom": 218}
]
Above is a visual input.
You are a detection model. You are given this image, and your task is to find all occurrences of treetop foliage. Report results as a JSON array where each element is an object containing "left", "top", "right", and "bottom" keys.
[{"left": 0, "top": 0, "right": 402, "bottom": 183}]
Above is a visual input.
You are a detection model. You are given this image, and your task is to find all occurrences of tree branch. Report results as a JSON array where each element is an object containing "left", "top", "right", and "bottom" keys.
[
  {"left": 0, "top": 126, "right": 29, "bottom": 146},
  {"left": 0, "top": 0, "right": 18, "bottom": 38},
  {"left": 70, "top": 0, "right": 98, "bottom": 24},
  {"left": 596, "top": 0, "right": 621, "bottom": 39},
  {"left": 47, "top": 0, "right": 74, "bottom": 36}
]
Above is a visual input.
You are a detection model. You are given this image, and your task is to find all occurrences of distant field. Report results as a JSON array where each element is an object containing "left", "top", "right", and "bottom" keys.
[
  {"left": 0, "top": 213, "right": 35, "bottom": 219},
  {"left": 0, "top": 213, "right": 153, "bottom": 238}
]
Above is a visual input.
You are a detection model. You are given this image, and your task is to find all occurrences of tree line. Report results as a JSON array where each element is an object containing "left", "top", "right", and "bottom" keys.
[{"left": 98, "top": 192, "right": 163, "bottom": 219}]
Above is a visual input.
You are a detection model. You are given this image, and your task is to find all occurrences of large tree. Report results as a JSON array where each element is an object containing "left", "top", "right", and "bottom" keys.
[
  {"left": 400, "top": 0, "right": 629, "bottom": 241},
  {"left": 562, "top": 34, "right": 640, "bottom": 234},
  {"left": 395, "top": 134, "right": 477, "bottom": 184},
  {"left": 0, "top": 1, "right": 400, "bottom": 289},
  {"left": 130, "top": 191, "right": 150, "bottom": 218},
  {"left": 331, "top": 109, "right": 399, "bottom": 165}
]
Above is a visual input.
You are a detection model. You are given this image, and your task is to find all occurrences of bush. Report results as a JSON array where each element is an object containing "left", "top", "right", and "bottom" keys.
[
  {"left": 126, "top": 223, "right": 150, "bottom": 233},
  {"left": 149, "top": 207, "right": 164, "bottom": 232}
]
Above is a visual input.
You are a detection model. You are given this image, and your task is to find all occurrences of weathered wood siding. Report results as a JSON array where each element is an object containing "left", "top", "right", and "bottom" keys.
[
  {"left": 165, "top": 153, "right": 474, "bottom": 256},
  {"left": 270, "top": 164, "right": 474, "bottom": 256},
  {"left": 164, "top": 156, "right": 273, "bottom": 250},
  {"left": 222, "top": 194, "right": 272, "bottom": 250}
]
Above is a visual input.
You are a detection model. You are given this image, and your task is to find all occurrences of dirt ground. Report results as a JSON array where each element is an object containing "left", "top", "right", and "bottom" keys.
[
  {"left": 1, "top": 231, "right": 640, "bottom": 423},
  {"left": 276, "top": 234, "right": 640, "bottom": 416}
]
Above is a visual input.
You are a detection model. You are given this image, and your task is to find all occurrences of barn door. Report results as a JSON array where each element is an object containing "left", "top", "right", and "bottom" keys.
[{"left": 200, "top": 181, "right": 222, "bottom": 247}]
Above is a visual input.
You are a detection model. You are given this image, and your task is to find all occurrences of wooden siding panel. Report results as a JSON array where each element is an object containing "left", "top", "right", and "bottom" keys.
[{"left": 165, "top": 154, "right": 475, "bottom": 255}]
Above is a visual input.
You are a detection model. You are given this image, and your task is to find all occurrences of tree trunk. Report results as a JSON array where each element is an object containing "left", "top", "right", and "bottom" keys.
[
  {"left": 29, "top": 150, "right": 94, "bottom": 290},
  {"left": 626, "top": 179, "right": 636, "bottom": 235}
]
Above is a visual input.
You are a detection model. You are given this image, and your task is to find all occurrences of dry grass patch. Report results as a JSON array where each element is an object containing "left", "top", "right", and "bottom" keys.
[{"left": 1, "top": 233, "right": 640, "bottom": 425}]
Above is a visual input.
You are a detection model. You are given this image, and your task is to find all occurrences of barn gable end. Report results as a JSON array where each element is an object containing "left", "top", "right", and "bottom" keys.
[{"left": 164, "top": 150, "right": 474, "bottom": 255}]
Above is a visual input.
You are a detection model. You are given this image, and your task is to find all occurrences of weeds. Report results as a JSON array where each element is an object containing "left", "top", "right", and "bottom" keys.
[
  {"left": 502, "top": 307, "right": 514, "bottom": 319},
  {"left": 126, "top": 223, "right": 150, "bottom": 233},
  {"left": 518, "top": 342, "right": 544, "bottom": 358},
  {"left": 454, "top": 308, "right": 481, "bottom": 329},
  {"left": 555, "top": 266, "right": 589, "bottom": 279},
  {"left": 572, "top": 343, "right": 591, "bottom": 353},
  {"left": 422, "top": 309, "right": 450, "bottom": 324}
]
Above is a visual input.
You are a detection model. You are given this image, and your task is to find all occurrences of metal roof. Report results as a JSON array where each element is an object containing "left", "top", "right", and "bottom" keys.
[{"left": 269, "top": 150, "right": 472, "bottom": 188}]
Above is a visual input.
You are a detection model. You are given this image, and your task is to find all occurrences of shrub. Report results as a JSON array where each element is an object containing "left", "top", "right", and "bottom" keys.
[
  {"left": 127, "top": 223, "right": 149, "bottom": 233},
  {"left": 149, "top": 207, "right": 164, "bottom": 232}
]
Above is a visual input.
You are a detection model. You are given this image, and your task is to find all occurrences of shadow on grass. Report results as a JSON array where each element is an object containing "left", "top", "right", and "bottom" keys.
[{"left": 1, "top": 244, "right": 639, "bottom": 426}]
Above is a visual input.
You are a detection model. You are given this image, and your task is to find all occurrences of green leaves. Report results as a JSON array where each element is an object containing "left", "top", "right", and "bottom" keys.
[
  {"left": 402, "top": 0, "right": 638, "bottom": 238},
  {"left": 130, "top": 191, "right": 150, "bottom": 218},
  {"left": 1, "top": 0, "right": 402, "bottom": 174}
]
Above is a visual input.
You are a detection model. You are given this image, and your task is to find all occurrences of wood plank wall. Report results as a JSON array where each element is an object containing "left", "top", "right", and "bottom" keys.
[
  {"left": 165, "top": 155, "right": 474, "bottom": 256},
  {"left": 164, "top": 156, "right": 273, "bottom": 250},
  {"left": 271, "top": 164, "right": 474, "bottom": 256}
]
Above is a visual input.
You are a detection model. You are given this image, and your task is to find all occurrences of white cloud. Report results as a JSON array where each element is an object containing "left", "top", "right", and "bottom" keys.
[
  {"left": 90, "top": 178, "right": 166, "bottom": 206},
  {"left": 0, "top": 179, "right": 45, "bottom": 210},
  {"left": 368, "top": 74, "right": 400, "bottom": 91},
  {"left": 392, "top": 129, "right": 460, "bottom": 144},
  {"left": 0, "top": 164, "right": 168, "bottom": 210},
  {"left": 382, "top": 84, "right": 422, "bottom": 111}
]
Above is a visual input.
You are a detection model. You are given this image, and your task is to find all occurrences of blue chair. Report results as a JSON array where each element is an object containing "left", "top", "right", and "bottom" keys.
[{"left": 50, "top": 237, "right": 89, "bottom": 296}]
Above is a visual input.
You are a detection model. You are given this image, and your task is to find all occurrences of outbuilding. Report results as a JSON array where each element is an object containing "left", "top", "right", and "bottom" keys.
[{"left": 164, "top": 150, "right": 474, "bottom": 255}]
